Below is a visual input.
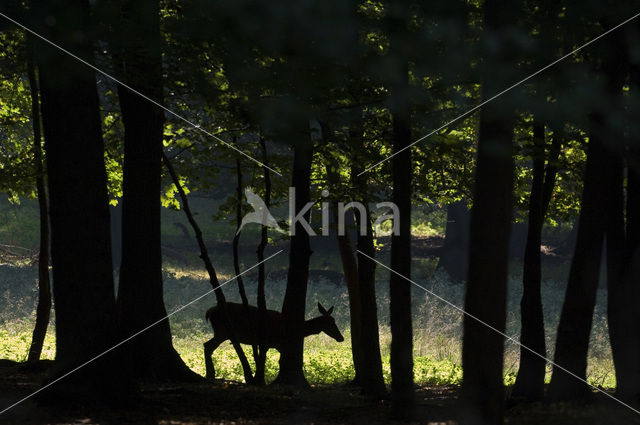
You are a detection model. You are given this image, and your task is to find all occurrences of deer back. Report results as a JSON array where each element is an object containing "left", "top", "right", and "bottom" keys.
[{"left": 206, "top": 303, "right": 285, "bottom": 349}]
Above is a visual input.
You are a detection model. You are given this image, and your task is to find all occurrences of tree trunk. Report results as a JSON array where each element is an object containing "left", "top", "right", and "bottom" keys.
[
  {"left": 162, "top": 153, "right": 254, "bottom": 383},
  {"left": 254, "top": 137, "right": 271, "bottom": 386},
  {"left": 623, "top": 137, "right": 640, "bottom": 401},
  {"left": 336, "top": 214, "right": 363, "bottom": 384},
  {"left": 460, "top": 117, "right": 514, "bottom": 424},
  {"left": 620, "top": 63, "right": 640, "bottom": 401},
  {"left": 550, "top": 29, "right": 628, "bottom": 398},
  {"left": 275, "top": 137, "right": 313, "bottom": 387},
  {"left": 329, "top": 180, "right": 364, "bottom": 386},
  {"left": 354, "top": 204, "right": 387, "bottom": 398},
  {"left": 324, "top": 114, "right": 385, "bottom": 394},
  {"left": 233, "top": 157, "right": 250, "bottom": 309},
  {"left": 460, "top": 2, "right": 515, "bottom": 421},
  {"left": 605, "top": 138, "right": 629, "bottom": 399},
  {"left": 329, "top": 170, "right": 386, "bottom": 397},
  {"left": 602, "top": 31, "right": 633, "bottom": 401},
  {"left": 113, "top": 0, "right": 197, "bottom": 381},
  {"left": 512, "top": 123, "right": 559, "bottom": 400},
  {"left": 233, "top": 156, "right": 259, "bottom": 382},
  {"left": 34, "top": 0, "right": 125, "bottom": 399},
  {"left": 437, "top": 200, "right": 470, "bottom": 282},
  {"left": 26, "top": 37, "right": 51, "bottom": 364},
  {"left": 389, "top": 67, "right": 414, "bottom": 417},
  {"left": 548, "top": 116, "right": 607, "bottom": 400},
  {"left": 349, "top": 119, "right": 387, "bottom": 396},
  {"left": 110, "top": 202, "right": 123, "bottom": 270}
]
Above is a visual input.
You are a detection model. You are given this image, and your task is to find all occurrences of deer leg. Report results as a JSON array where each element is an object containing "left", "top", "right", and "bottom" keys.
[{"left": 204, "top": 336, "right": 223, "bottom": 380}]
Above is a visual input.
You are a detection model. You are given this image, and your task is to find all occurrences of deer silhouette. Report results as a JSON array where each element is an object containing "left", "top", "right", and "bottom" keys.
[{"left": 203, "top": 302, "right": 344, "bottom": 379}]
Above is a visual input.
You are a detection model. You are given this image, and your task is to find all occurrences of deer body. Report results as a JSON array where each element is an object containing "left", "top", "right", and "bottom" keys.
[{"left": 204, "top": 302, "right": 343, "bottom": 379}]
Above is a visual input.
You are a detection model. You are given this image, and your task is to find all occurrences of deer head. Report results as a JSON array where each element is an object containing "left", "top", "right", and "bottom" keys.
[{"left": 316, "top": 302, "right": 344, "bottom": 342}]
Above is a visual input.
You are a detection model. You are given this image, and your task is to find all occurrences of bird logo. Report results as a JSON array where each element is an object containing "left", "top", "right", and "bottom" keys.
[{"left": 237, "top": 187, "right": 284, "bottom": 234}]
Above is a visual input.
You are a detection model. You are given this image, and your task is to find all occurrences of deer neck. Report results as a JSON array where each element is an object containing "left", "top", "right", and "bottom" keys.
[{"left": 303, "top": 317, "right": 324, "bottom": 337}]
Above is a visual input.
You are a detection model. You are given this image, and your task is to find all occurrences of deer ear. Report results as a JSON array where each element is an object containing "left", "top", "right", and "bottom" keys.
[
  {"left": 327, "top": 306, "right": 334, "bottom": 315},
  {"left": 318, "top": 302, "right": 327, "bottom": 315}
]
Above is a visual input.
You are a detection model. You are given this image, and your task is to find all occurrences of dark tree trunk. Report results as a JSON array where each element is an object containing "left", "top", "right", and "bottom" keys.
[
  {"left": 324, "top": 114, "right": 385, "bottom": 395},
  {"left": 550, "top": 29, "right": 628, "bottom": 399},
  {"left": 620, "top": 63, "right": 640, "bottom": 401},
  {"left": 602, "top": 31, "right": 633, "bottom": 401},
  {"left": 437, "top": 200, "right": 470, "bottom": 282},
  {"left": 233, "top": 157, "right": 259, "bottom": 382},
  {"left": 162, "top": 154, "right": 253, "bottom": 383},
  {"left": 34, "top": 0, "right": 124, "bottom": 399},
  {"left": 512, "top": 123, "right": 559, "bottom": 400},
  {"left": 275, "top": 138, "right": 313, "bottom": 387},
  {"left": 350, "top": 120, "right": 387, "bottom": 396},
  {"left": 548, "top": 117, "right": 607, "bottom": 400},
  {"left": 354, "top": 203, "right": 387, "bottom": 398},
  {"left": 460, "top": 0, "right": 520, "bottom": 421},
  {"left": 326, "top": 163, "right": 365, "bottom": 387},
  {"left": 623, "top": 137, "right": 640, "bottom": 401},
  {"left": 460, "top": 2, "right": 515, "bottom": 421},
  {"left": 335, "top": 209, "right": 364, "bottom": 385},
  {"left": 26, "top": 38, "right": 51, "bottom": 364},
  {"left": 233, "top": 157, "right": 250, "bottom": 309},
  {"left": 605, "top": 138, "right": 629, "bottom": 399},
  {"left": 512, "top": 123, "right": 546, "bottom": 400},
  {"left": 110, "top": 203, "right": 122, "bottom": 270},
  {"left": 254, "top": 137, "right": 271, "bottom": 386},
  {"left": 460, "top": 117, "right": 514, "bottom": 424},
  {"left": 389, "top": 69, "right": 414, "bottom": 417},
  {"left": 385, "top": 1, "right": 415, "bottom": 412},
  {"left": 113, "top": 0, "right": 196, "bottom": 381}
]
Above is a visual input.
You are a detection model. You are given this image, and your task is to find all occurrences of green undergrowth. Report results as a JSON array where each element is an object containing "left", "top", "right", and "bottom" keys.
[
  {"left": 0, "top": 327, "right": 614, "bottom": 388},
  {"left": 0, "top": 263, "right": 616, "bottom": 389}
]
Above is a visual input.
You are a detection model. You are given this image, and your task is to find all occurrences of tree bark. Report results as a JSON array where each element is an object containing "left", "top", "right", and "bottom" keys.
[
  {"left": 350, "top": 123, "right": 387, "bottom": 397},
  {"left": 335, "top": 212, "right": 363, "bottom": 384},
  {"left": 389, "top": 67, "right": 414, "bottom": 417},
  {"left": 233, "top": 157, "right": 250, "bottom": 309},
  {"left": 327, "top": 172, "right": 364, "bottom": 386},
  {"left": 385, "top": 1, "right": 415, "bottom": 413},
  {"left": 325, "top": 115, "right": 385, "bottom": 395},
  {"left": 460, "top": 117, "right": 514, "bottom": 424},
  {"left": 460, "top": 2, "right": 515, "bottom": 421},
  {"left": 602, "top": 31, "right": 633, "bottom": 401},
  {"left": 512, "top": 123, "right": 559, "bottom": 400},
  {"left": 354, "top": 204, "right": 387, "bottom": 398},
  {"left": 254, "top": 137, "right": 271, "bottom": 385},
  {"left": 605, "top": 138, "right": 629, "bottom": 398},
  {"left": 549, "top": 29, "right": 628, "bottom": 399},
  {"left": 113, "top": 0, "right": 197, "bottom": 381},
  {"left": 548, "top": 117, "right": 607, "bottom": 400},
  {"left": 26, "top": 36, "right": 51, "bottom": 364},
  {"left": 34, "top": 0, "right": 125, "bottom": 399},
  {"left": 623, "top": 136, "right": 640, "bottom": 401},
  {"left": 233, "top": 156, "right": 260, "bottom": 382},
  {"left": 162, "top": 153, "right": 254, "bottom": 383},
  {"left": 620, "top": 62, "right": 640, "bottom": 401},
  {"left": 275, "top": 137, "right": 313, "bottom": 387}
]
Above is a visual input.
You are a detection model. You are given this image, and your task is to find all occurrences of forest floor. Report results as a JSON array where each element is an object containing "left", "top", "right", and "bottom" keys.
[{"left": 0, "top": 361, "right": 638, "bottom": 425}]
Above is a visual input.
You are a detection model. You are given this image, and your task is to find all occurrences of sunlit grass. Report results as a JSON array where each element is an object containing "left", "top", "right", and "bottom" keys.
[
  {"left": 0, "top": 262, "right": 616, "bottom": 389},
  {"left": 0, "top": 326, "right": 55, "bottom": 362}
]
